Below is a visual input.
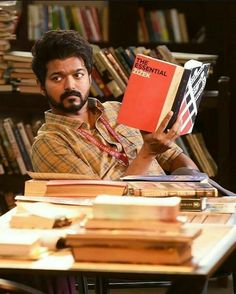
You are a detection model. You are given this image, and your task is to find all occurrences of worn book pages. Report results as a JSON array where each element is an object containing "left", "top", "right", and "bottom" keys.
[
  {"left": 27, "top": 171, "right": 99, "bottom": 180},
  {"left": 0, "top": 229, "right": 45, "bottom": 259},
  {"left": 24, "top": 179, "right": 128, "bottom": 197},
  {"left": 92, "top": 195, "right": 181, "bottom": 221},
  {"left": 66, "top": 225, "right": 201, "bottom": 265},
  {"left": 83, "top": 216, "right": 186, "bottom": 231},
  {"left": 70, "top": 243, "right": 192, "bottom": 265}
]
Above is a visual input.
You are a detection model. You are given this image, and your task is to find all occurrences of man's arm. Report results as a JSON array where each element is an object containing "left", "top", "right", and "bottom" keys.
[{"left": 124, "top": 111, "right": 199, "bottom": 176}]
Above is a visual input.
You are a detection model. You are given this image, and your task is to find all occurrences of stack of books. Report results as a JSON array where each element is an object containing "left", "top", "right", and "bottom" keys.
[
  {"left": 122, "top": 174, "right": 218, "bottom": 212},
  {"left": 66, "top": 195, "right": 201, "bottom": 265},
  {"left": 0, "top": 1, "right": 20, "bottom": 91},
  {"left": 2, "top": 50, "right": 39, "bottom": 93}
]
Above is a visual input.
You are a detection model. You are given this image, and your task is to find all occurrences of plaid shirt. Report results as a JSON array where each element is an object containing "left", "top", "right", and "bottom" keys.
[{"left": 31, "top": 98, "right": 183, "bottom": 180}]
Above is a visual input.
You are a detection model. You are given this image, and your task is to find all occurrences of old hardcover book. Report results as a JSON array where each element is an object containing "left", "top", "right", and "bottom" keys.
[
  {"left": 117, "top": 53, "right": 210, "bottom": 135},
  {"left": 84, "top": 216, "right": 186, "bottom": 231},
  {"left": 24, "top": 179, "right": 128, "bottom": 197},
  {"left": 66, "top": 226, "right": 201, "bottom": 264},
  {"left": 69, "top": 243, "right": 192, "bottom": 265},
  {"left": 92, "top": 195, "right": 181, "bottom": 221},
  {"left": 66, "top": 226, "right": 201, "bottom": 245},
  {"left": 127, "top": 181, "right": 218, "bottom": 197}
]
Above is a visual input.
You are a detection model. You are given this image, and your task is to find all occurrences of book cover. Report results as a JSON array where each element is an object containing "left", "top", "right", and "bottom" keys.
[{"left": 117, "top": 53, "right": 210, "bottom": 135}]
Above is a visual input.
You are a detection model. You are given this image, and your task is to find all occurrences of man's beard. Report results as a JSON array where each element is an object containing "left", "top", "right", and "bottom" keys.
[{"left": 45, "top": 89, "right": 89, "bottom": 114}]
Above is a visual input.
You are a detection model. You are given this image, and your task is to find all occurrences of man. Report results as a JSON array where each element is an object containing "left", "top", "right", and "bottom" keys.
[
  {"left": 30, "top": 30, "right": 208, "bottom": 294},
  {"left": 31, "top": 29, "right": 198, "bottom": 178}
]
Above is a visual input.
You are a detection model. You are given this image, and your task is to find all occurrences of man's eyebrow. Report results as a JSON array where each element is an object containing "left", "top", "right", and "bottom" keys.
[{"left": 49, "top": 68, "right": 86, "bottom": 76}]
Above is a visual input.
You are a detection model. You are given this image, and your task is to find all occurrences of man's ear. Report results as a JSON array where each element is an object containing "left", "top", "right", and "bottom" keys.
[{"left": 37, "top": 79, "right": 46, "bottom": 96}]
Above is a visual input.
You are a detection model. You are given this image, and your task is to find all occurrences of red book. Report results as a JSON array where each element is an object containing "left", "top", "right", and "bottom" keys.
[{"left": 118, "top": 54, "right": 210, "bottom": 135}]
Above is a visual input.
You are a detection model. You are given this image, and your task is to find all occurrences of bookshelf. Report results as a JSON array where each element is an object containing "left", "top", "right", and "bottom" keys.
[{"left": 0, "top": 0, "right": 234, "bottom": 210}]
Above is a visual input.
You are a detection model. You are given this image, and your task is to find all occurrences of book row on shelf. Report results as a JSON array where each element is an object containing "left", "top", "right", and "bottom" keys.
[
  {"left": 0, "top": 44, "right": 218, "bottom": 95},
  {"left": 0, "top": 117, "right": 43, "bottom": 176},
  {"left": 138, "top": 7, "right": 189, "bottom": 44},
  {"left": 25, "top": 2, "right": 204, "bottom": 45},
  {"left": 28, "top": 1, "right": 109, "bottom": 42}
]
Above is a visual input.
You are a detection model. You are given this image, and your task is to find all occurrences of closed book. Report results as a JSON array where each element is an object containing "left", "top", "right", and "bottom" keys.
[
  {"left": 0, "top": 230, "right": 44, "bottom": 259},
  {"left": 180, "top": 197, "right": 207, "bottom": 211},
  {"left": 92, "top": 195, "right": 181, "bottom": 221},
  {"left": 66, "top": 226, "right": 201, "bottom": 245},
  {"left": 66, "top": 226, "right": 201, "bottom": 264},
  {"left": 117, "top": 53, "right": 210, "bottom": 135},
  {"left": 84, "top": 216, "right": 186, "bottom": 231},
  {"left": 69, "top": 243, "right": 192, "bottom": 265},
  {"left": 24, "top": 179, "right": 128, "bottom": 197},
  {"left": 128, "top": 181, "right": 218, "bottom": 197}
]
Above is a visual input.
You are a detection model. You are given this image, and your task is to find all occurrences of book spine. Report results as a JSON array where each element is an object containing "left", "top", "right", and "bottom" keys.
[
  {"left": 0, "top": 140, "right": 13, "bottom": 174},
  {"left": 180, "top": 197, "right": 207, "bottom": 211},
  {"left": 97, "top": 50, "right": 127, "bottom": 92},
  {"left": 0, "top": 120, "right": 20, "bottom": 174},
  {"left": 103, "top": 48, "right": 129, "bottom": 84},
  {"left": 166, "top": 68, "right": 191, "bottom": 130},
  {"left": 129, "top": 188, "right": 217, "bottom": 197},
  {"left": 3, "top": 118, "right": 27, "bottom": 175},
  {"left": 12, "top": 121, "right": 33, "bottom": 171}
]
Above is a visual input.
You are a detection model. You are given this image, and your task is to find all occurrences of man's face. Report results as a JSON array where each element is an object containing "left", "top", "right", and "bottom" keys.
[{"left": 41, "top": 56, "right": 92, "bottom": 115}]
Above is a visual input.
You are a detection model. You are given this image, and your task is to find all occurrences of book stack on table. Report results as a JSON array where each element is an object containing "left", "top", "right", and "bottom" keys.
[
  {"left": 122, "top": 174, "right": 218, "bottom": 212},
  {"left": 66, "top": 195, "right": 201, "bottom": 265}
]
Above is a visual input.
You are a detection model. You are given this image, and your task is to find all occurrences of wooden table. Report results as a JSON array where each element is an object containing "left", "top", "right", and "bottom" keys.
[{"left": 0, "top": 209, "right": 236, "bottom": 294}]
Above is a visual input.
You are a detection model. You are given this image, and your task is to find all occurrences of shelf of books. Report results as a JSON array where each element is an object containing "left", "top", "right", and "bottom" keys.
[{"left": 27, "top": 1, "right": 109, "bottom": 43}]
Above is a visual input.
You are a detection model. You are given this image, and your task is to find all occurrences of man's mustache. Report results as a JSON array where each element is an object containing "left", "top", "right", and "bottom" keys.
[{"left": 60, "top": 90, "right": 82, "bottom": 102}]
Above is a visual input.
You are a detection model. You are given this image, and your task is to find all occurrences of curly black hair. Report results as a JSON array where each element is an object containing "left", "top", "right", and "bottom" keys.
[{"left": 31, "top": 30, "right": 93, "bottom": 86}]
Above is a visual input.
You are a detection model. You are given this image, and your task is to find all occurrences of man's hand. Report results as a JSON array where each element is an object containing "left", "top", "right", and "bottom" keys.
[{"left": 141, "top": 111, "right": 181, "bottom": 155}]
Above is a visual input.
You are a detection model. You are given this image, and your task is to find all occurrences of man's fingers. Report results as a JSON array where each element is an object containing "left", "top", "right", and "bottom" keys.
[{"left": 158, "top": 111, "right": 173, "bottom": 133}]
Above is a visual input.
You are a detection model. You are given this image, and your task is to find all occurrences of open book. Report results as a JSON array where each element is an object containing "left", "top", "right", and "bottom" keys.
[{"left": 118, "top": 53, "right": 210, "bottom": 135}]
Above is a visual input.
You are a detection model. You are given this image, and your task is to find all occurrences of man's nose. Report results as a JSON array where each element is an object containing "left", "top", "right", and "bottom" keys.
[{"left": 64, "top": 76, "right": 76, "bottom": 90}]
